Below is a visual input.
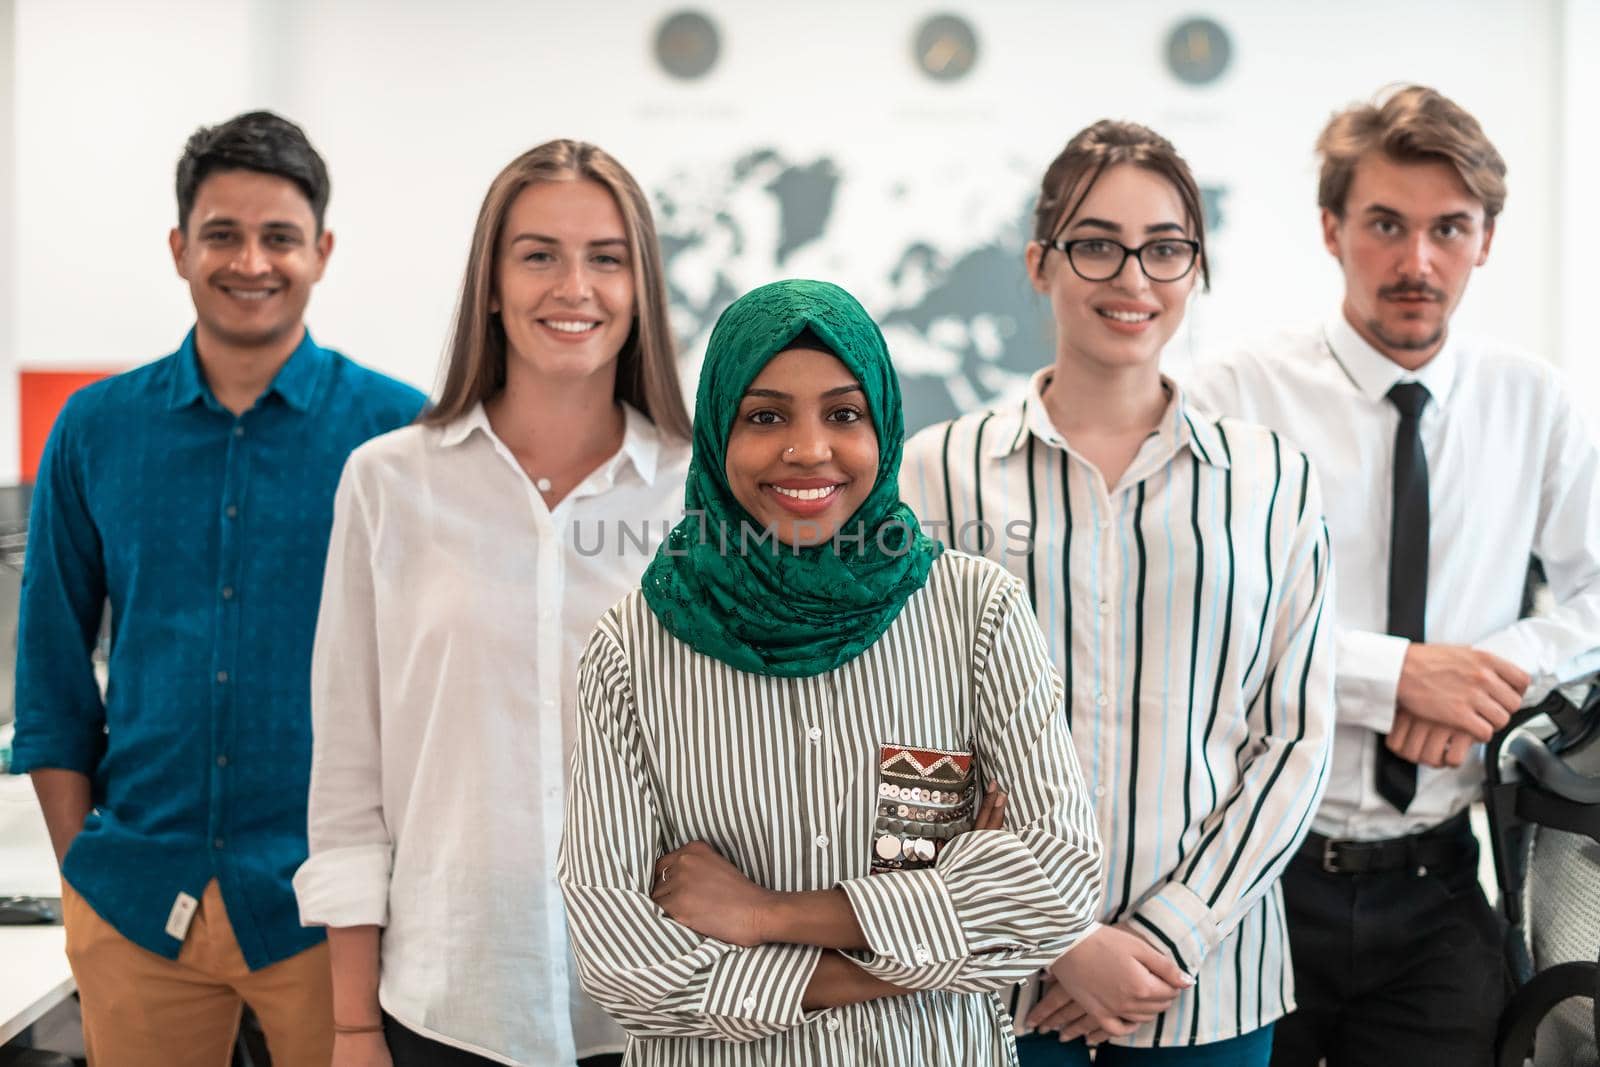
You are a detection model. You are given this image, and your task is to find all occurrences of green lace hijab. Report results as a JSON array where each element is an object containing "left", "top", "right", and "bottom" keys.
[{"left": 641, "top": 279, "right": 941, "bottom": 677}]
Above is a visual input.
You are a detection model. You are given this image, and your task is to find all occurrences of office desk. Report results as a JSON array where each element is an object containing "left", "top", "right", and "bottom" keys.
[
  {"left": 0, "top": 774, "right": 72, "bottom": 1046},
  {"left": 0, "top": 926, "right": 72, "bottom": 1045}
]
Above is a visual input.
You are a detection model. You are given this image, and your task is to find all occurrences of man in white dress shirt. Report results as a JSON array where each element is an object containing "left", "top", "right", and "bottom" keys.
[{"left": 1186, "top": 85, "right": 1600, "bottom": 1067}]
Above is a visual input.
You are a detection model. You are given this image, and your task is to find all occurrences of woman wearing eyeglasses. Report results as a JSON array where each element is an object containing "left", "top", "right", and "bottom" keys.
[{"left": 901, "top": 120, "right": 1336, "bottom": 1066}]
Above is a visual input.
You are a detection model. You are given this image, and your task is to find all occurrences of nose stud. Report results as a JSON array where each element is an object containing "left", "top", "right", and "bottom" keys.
[{"left": 785, "top": 447, "right": 796, "bottom": 456}]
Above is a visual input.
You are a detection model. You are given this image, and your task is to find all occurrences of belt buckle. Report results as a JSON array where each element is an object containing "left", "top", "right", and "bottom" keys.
[{"left": 1321, "top": 838, "right": 1342, "bottom": 874}]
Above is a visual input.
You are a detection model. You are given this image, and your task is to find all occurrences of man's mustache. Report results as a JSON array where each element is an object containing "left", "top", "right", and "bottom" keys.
[{"left": 1378, "top": 282, "right": 1446, "bottom": 302}]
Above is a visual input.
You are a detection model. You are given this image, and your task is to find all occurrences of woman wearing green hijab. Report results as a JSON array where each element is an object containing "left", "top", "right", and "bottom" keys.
[{"left": 558, "top": 279, "right": 1103, "bottom": 1065}]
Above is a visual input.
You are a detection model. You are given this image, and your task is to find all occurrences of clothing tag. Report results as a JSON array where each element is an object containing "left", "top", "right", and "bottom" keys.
[{"left": 164, "top": 891, "right": 199, "bottom": 941}]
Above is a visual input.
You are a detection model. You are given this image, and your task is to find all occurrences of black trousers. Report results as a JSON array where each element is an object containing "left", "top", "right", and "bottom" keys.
[
  {"left": 1269, "top": 829, "right": 1509, "bottom": 1067},
  {"left": 384, "top": 1013, "right": 624, "bottom": 1067}
]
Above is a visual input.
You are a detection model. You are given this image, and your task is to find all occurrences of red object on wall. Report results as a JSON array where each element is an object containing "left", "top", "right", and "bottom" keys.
[{"left": 19, "top": 370, "right": 114, "bottom": 482}]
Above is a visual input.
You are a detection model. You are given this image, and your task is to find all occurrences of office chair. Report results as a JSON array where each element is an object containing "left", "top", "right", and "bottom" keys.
[{"left": 1485, "top": 684, "right": 1600, "bottom": 1066}]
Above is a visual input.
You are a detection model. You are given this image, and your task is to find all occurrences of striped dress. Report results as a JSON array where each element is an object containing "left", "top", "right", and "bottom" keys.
[
  {"left": 558, "top": 551, "right": 1103, "bottom": 1066},
  {"left": 900, "top": 373, "right": 1335, "bottom": 1047}
]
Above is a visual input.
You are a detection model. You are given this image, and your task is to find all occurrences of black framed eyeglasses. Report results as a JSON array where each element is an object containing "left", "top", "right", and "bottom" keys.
[{"left": 1040, "top": 237, "right": 1201, "bottom": 283}]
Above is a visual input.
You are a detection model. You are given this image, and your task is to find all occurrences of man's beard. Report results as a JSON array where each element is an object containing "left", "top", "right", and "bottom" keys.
[
  {"left": 1368, "top": 318, "right": 1444, "bottom": 352},
  {"left": 1370, "top": 281, "right": 1447, "bottom": 351}
]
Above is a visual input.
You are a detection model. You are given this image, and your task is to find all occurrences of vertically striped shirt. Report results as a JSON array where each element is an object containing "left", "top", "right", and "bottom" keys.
[
  {"left": 900, "top": 372, "right": 1335, "bottom": 1047},
  {"left": 558, "top": 552, "right": 1103, "bottom": 1066}
]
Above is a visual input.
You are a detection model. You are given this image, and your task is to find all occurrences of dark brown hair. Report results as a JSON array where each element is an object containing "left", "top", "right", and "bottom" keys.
[
  {"left": 1031, "top": 120, "right": 1210, "bottom": 290},
  {"left": 1317, "top": 85, "right": 1507, "bottom": 220},
  {"left": 423, "top": 140, "right": 691, "bottom": 439},
  {"left": 176, "top": 110, "right": 329, "bottom": 233}
]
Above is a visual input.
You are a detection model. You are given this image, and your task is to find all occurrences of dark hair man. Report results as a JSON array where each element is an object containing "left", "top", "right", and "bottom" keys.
[
  {"left": 13, "top": 110, "right": 426, "bottom": 1066},
  {"left": 1187, "top": 85, "right": 1600, "bottom": 1067}
]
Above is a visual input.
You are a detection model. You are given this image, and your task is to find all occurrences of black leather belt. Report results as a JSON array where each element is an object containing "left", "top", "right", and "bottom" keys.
[{"left": 1299, "top": 810, "right": 1474, "bottom": 875}]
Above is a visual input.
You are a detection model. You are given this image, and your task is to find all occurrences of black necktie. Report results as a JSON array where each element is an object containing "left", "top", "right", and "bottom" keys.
[{"left": 1379, "top": 381, "right": 1431, "bottom": 812}]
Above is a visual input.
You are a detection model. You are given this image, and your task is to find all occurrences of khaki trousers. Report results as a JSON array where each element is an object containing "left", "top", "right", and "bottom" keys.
[{"left": 62, "top": 878, "right": 332, "bottom": 1067}]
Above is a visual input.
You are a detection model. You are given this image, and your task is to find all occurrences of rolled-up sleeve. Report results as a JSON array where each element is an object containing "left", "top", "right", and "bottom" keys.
[
  {"left": 559, "top": 628, "right": 821, "bottom": 1043},
  {"left": 293, "top": 462, "right": 393, "bottom": 928},
  {"left": 12, "top": 398, "right": 108, "bottom": 776},
  {"left": 838, "top": 577, "right": 1103, "bottom": 992}
]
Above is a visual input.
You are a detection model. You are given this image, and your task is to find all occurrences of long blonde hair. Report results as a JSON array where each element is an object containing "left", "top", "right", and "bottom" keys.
[{"left": 423, "top": 140, "right": 691, "bottom": 438}]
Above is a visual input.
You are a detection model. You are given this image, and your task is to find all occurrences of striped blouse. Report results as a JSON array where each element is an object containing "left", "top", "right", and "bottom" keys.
[
  {"left": 900, "top": 372, "right": 1335, "bottom": 1047},
  {"left": 558, "top": 551, "right": 1103, "bottom": 1066}
]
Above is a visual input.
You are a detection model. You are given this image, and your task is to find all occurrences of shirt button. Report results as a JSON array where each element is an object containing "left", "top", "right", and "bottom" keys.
[
  {"left": 825, "top": 1016, "right": 841, "bottom": 1032},
  {"left": 233, "top": 425, "right": 245, "bottom": 438},
  {"left": 807, "top": 726, "right": 822, "bottom": 742},
  {"left": 213, "top": 837, "right": 225, "bottom": 850},
  {"left": 1098, "top": 600, "right": 1111, "bottom": 615},
  {"left": 741, "top": 996, "right": 757, "bottom": 1012},
  {"left": 1095, "top": 693, "right": 1108, "bottom": 707},
  {"left": 1097, "top": 519, "right": 1109, "bottom": 531},
  {"left": 815, "top": 834, "right": 830, "bottom": 848},
  {"left": 221, "top": 586, "right": 234, "bottom": 600},
  {"left": 1094, "top": 785, "right": 1107, "bottom": 798},
  {"left": 913, "top": 945, "right": 931, "bottom": 964},
  {"left": 216, "top": 755, "right": 228, "bottom": 768},
  {"left": 225, "top": 504, "right": 238, "bottom": 519},
  {"left": 215, "top": 670, "right": 229, "bottom": 684}
]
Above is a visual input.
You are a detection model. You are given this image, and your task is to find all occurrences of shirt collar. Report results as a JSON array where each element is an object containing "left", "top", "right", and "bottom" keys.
[
  {"left": 990, "top": 366, "right": 1230, "bottom": 469},
  {"left": 165, "top": 326, "right": 328, "bottom": 414},
  {"left": 617, "top": 402, "right": 663, "bottom": 486},
  {"left": 1173, "top": 388, "right": 1232, "bottom": 469},
  {"left": 266, "top": 329, "right": 329, "bottom": 413},
  {"left": 166, "top": 330, "right": 207, "bottom": 410},
  {"left": 437, "top": 401, "right": 493, "bottom": 448},
  {"left": 1324, "top": 310, "right": 1460, "bottom": 411},
  {"left": 438, "top": 399, "right": 665, "bottom": 487}
]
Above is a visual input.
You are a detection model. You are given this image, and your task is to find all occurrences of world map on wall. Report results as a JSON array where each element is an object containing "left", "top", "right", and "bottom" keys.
[
  {"left": 653, "top": 148, "right": 1225, "bottom": 433},
  {"left": 653, "top": 148, "right": 1048, "bottom": 433}
]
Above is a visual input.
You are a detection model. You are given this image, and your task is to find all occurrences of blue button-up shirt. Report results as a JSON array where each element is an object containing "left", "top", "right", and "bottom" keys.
[{"left": 13, "top": 328, "right": 425, "bottom": 968}]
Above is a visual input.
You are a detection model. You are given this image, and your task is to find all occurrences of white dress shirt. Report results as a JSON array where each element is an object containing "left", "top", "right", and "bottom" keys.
[
  {"left": 902, "top": 374, "right": 1335, "bottom": 1046},
  {"left": 1187, "top": 314, "right": 1600, "bottom": 841},
  {"left": 294, "top": 402, "right": 690, "bottom": 1064}
]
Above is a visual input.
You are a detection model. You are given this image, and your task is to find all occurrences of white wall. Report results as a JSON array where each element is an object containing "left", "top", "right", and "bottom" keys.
[
  {"left": 3, "top": 0, "right": 1582, "bottom": 481},
  {"left": 0, "top": 1, "right": 16, "bottom": 485},
  {"left": 1558, "top": 0, "right": 1599, "bottom": 407}
]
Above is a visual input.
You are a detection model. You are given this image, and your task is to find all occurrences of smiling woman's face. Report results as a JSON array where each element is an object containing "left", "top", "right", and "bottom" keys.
[
  {"left": 492, "top": 178, "right": 636, "bottom": 390},
  {"left": 724, "top": 346, "right": 880, "bottom": 547},
  {"left": 1027, "top": 162, "right": 1199, "bottom": 374}
]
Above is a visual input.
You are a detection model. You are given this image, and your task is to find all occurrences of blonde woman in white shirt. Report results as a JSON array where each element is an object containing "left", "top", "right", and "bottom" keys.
[
  {"left": 294, "top": 140, "right": 691, "bottom": 1067},
  {"left": 902, "top": 121, "right": 1336, "bottom": 1066}
]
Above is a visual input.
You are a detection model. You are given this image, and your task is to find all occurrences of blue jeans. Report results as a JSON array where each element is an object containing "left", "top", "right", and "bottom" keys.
[{"left": 1015, "top": 1024, "right": 1273, "bottom": 1066}]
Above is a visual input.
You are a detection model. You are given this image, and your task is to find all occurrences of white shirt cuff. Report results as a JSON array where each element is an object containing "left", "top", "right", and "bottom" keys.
[
  {"left": 1335, "top": 629, "right": 1410, "bottom": 734},
  {"left": 293, "top": 843, "right": 392, "bottom": 928}
]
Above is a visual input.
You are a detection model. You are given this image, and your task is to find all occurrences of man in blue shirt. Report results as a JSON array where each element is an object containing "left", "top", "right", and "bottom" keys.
[{"left": 13, "top": 110, "right": 425, "bottom": 1067}]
